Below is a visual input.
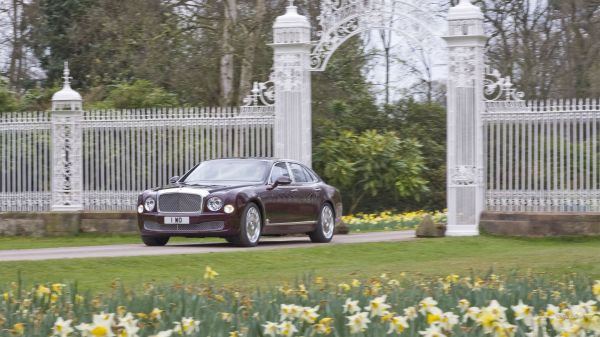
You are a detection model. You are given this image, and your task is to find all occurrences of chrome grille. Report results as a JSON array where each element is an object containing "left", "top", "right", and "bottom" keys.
[
  {"left": 144, "top": 221, "right": 225, "bottom": 232},
  {"left": 158, "top": 193, "right": 203, "bottom": 213}
]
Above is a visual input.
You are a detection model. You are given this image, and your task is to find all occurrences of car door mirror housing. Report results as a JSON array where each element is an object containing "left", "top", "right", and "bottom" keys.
[
  {"left": 169, "top": 176, "right": 180, "bottom": 184},
  {"left": 268, "top": 176, "right": 292, "bottom": 190}
]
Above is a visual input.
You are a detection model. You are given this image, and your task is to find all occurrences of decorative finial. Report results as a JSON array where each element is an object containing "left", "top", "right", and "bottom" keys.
[
  {"left": 458, "top": 0, "right": 473, "bottom": 5},
  {"left": 63, "top": 61, "right": 72, "bottom": 87},
  {"left": 288, "top": 0, "right": 294, "bottom": 7}
]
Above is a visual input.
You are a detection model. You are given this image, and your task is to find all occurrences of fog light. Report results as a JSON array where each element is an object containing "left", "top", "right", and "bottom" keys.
[
  {"left": 137, "top": 205, "right": 144, "bottom": 214},
  {"left": 224, "top": 205, "right": 235, "bottom": 214}
]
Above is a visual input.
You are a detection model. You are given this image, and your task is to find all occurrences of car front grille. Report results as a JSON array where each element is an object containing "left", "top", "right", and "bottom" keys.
[
  {"left": 158, "top": 193, "right": 203, "bottom": 213},
  {"left": 144, "top": 221, "right": 225, "bottom": 232}
]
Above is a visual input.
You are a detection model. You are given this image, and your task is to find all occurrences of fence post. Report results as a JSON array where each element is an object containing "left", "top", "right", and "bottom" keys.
[
  {"left": 444, "top": 0, "right": 487, "bottom": 236},
  {"left": 272, "top": 2, "right": 313, "bottom": 166},
  {"left": 50, "top": 62, "right": 84, "bottom": 211}
]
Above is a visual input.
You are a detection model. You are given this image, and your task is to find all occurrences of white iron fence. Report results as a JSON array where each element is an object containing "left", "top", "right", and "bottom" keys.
[
  {"left": 0, "top": 112, "right": 52, "bottom": 212},
  {"left": 484, "top": 99, "right": 600, "bottom": 212},
  {"left": 0, "top": 107, "right": 274, "bottom": 212}
]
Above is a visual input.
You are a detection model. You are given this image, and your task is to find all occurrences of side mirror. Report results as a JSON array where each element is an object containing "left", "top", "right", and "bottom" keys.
[
  {"left": 268, "top": 176, "right": 292, "bottom": 190},
  {"left": 169, "top": 176, "right": 180, "bottom": 184}
]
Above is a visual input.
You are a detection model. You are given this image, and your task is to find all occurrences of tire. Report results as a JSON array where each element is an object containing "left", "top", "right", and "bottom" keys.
[
  {"left": 309, "top": 204, "right": 335, "bottom": 243},
  {"left": 230, "top": 203, "right": 262, "bottom": 247},
  {"left": 141, "top": 236, "right": 169, "bottom": 246}
]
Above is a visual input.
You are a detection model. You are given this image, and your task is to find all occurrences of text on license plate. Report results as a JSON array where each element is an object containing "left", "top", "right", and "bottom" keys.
[{"left": 164, "top": 217, "right": 190, "bottom": 225}]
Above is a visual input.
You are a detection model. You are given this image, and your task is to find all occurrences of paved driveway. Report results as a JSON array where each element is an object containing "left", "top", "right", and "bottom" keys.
[{"left": 0, "top": 231, "right": 415, "bottom": 262}]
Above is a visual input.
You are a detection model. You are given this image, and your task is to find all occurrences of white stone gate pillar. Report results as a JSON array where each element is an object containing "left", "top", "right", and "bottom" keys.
[
  {"left": 444, "top": 0, "right": 487, "bottom": 236},
  {"left": 272, "top": 2, "right": 312, "bottom": 166},
  {"left": 50, "top": 62, "right": 84, "bottom": 211}
]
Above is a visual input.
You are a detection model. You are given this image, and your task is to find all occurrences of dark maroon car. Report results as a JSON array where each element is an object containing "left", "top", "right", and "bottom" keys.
[{"left": 136, "top": 158, "right": 342, "bottom": 247}]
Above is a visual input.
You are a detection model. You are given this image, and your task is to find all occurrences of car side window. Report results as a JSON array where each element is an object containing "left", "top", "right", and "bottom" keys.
[
  {"left": 289, "top": 163, "right": 310, "bottom": 183},
  {"left": 301, "top": 166, "right": 318, "bottom": 182},
  {"left": 270, "top": 162, "right": 290, "bottom": 183}
]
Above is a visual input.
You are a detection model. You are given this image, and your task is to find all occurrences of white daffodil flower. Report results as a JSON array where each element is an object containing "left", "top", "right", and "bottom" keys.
[
  {"left": 346, "top": 312, "right": 370, "bottom": 334},
  {"left": 365, "top": 295, "right": 391, "bottom": 317},
  {"left": 52, "top": 317, "right": 74, "bottom": 337},
  {"left": 343, "top": 298, "right": 361, "bottom": 315}
]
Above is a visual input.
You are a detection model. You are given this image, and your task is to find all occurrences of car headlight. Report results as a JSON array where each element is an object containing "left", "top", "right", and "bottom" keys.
[
  {"left": 207, "top": 197, "right": 223, "bottom": 212},
  {"left": 144, "top": 197, "right": 156, "bottom": 212},
  {"left": 224, "top": 204, "right": 235, "bottom": 214},
  {"left": 137, "top": 204, "right": 145, "bottom": 214}
]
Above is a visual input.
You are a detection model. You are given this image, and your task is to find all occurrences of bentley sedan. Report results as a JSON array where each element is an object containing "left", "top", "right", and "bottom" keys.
[{"left": 137, "top": 158, "right": 342, "bottom": 247}]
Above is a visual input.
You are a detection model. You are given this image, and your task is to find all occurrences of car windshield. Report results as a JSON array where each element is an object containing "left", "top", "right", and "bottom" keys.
[{"left": 183, "top": 160, "right": 269, "bottom": 183}]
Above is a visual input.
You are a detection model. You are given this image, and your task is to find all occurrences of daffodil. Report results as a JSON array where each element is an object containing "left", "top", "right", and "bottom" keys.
[
  {"left": 204, "top": 266, "right": 219, "bottom": 280},
  {"left": 457, "top": 299, "right": 470, "bottom": 313},
  {"left": 52, "top": 317, "right": 74, "bottom": 337},
  {"left": 178, "top": 317, "right": 200, "bottom": 335},
  {"left": 36, "top": 285, "right": 51, "bottom": 298},
  {"left": 346, "top": 312, "right": 370, "bottom": 334},
  {"left": 418, "top": 325, "right": 447, "bottom": 337},
  {"left": 426, "top": 307, "right": 443, "bottom": 325},
  {"left": 511, "top": 300, "right": 533, "bottom": 326},
  {"left": 343, "top": 298, "right": 361, "bottom": 314},
  {"left": 278, "top": 321, "right": 298, "bottom": 337},
  {"left": 152, "top": 330, "right": 173, "bottom": 337},
  {"left": 351, "top": 279, "right": 361, "bottom": 288},
  {"left": 77, "top": 314, "right": 115, "bottom": 337},
  {"left": 387, "top": 315, "right": 409, "bottom": 334},
  {"left": 439, "top": 312, "right": 459, "bottom": 331},
  {"left": 229, "top": 331, "right": 240, "bottom": 337},
  {"left": 300, "top": 305, "right": 319, "bottom": 324},
  {"left": 13, "top": 323, "right": 25, "bottom": 336},
  {"left": 51, "top": 283, "right": 66, "bottom": 294},
  {"left": 338, "top": 283, "right": 351, "bottom": 292},
  {"left": 313, "top": 317, "right": 334, "bottom": 335},
  {"left": 263, "top": 321, "right": 279, "bottom": 337},
  {"left": 280, "top": 304, "right": 302, "bottom": 321},
  {"left": 593, "top": 280, "right": 600, "bottom": 300},
  {"left": 365, "top": 295, "right": 391, "bottom": 317},
  {"left": 150, "top": 308, "right": 163, "bottom": 320},
  {"left": 404, "top": 306, "right": 418, "bottom": 321},
  {"left": 419, "top": 297, "right": 438, "bottom": 315},
  {"left": 221, "top": 312, "right": 234, "bottom": 322}
]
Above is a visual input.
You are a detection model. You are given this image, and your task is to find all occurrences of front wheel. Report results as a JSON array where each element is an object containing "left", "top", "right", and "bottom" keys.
[
  {"left": 141, "top": 236, "right": 169, "bottom": 246},
  {"left": 309, "top": 204, "right": 335, "bottom": 243},
  {"left": 230, "top": 203, "right": 262, "bottom": 247}
]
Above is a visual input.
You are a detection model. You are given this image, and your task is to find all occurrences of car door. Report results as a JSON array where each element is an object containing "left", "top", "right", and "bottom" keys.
[
  {"left": 261, "top": 162, "right": 295, "bottom": 225},
  {"left": 288, "top": 162, "right": 321, "bottom": 222}
]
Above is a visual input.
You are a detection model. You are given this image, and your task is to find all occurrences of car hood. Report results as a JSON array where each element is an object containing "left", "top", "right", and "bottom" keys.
[{"left": 152, "top": 182, "right": 262, "bottom": 194}]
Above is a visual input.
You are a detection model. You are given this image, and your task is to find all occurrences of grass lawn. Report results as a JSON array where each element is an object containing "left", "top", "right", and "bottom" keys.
[
  {"left": 1, "top": 235, "right": 599, "bottom": 291},
  {"left": 0, "top": 234, "right": 222, "bottom": 250}
]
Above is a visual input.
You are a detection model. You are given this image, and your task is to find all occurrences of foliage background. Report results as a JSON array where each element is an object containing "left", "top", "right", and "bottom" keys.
[{"left": 1, "top": 0, "right": 598, "bottom": 213}]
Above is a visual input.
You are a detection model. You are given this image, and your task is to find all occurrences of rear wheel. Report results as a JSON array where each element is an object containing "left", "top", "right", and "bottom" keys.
[
  {"left": 141, "top": 236, "right": 169, "bottom": 246},
  {"left": 230, "top": 203, "right": 262, "bottom": 247},
  {"left": 309, "top": 204, "right": 335, "bottom": 243}
]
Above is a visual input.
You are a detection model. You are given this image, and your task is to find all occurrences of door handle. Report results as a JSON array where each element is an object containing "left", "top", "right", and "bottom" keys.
[
  {"left": 314, "top": 188, "right": 322, "bottom": 192},
  {"left": 291, "top": 189, "right": 299, "bottom": 192}
]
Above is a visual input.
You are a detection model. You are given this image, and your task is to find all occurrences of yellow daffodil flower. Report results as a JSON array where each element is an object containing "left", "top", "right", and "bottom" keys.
[{"left": 203, "top": 266, "right": 219, "bottom": 280}]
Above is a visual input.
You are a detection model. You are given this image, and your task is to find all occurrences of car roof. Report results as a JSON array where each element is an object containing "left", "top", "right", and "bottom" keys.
[{"left": 203, "top": 158, "right": 305, "bottom": 165}]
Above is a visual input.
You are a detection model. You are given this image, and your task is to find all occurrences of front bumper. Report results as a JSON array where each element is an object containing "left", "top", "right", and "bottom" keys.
[{"left": 137, "top": 212, "right": 241, "bottom": 237}]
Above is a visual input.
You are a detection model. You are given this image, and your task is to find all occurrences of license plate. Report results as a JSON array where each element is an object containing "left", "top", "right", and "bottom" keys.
[{"left": 164, "top": 217, "right": 190, "bottom": 225}]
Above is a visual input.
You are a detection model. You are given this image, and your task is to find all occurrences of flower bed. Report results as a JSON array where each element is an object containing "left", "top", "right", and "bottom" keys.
[
  {"left": 342, "top": 211, "right": 446, "bottom": 232},
  {"left": 1, "top": 268, "right": 599, "bottom": 336}
]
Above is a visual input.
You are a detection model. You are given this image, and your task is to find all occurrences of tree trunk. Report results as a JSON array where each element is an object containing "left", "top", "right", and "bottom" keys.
[
  {"left": 238, "top": 0, "right": 266, "bottom": 104},
  {"left": 8, "top": 0, "right": 24, "bottom": 94},
  {"left": 219, "top": 0, "right": 237, "bottom": 106}
]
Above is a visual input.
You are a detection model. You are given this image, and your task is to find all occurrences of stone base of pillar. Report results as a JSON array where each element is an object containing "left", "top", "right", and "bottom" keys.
[{"left": 446, "top": 224, "right": 479, "bottom": 236}]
